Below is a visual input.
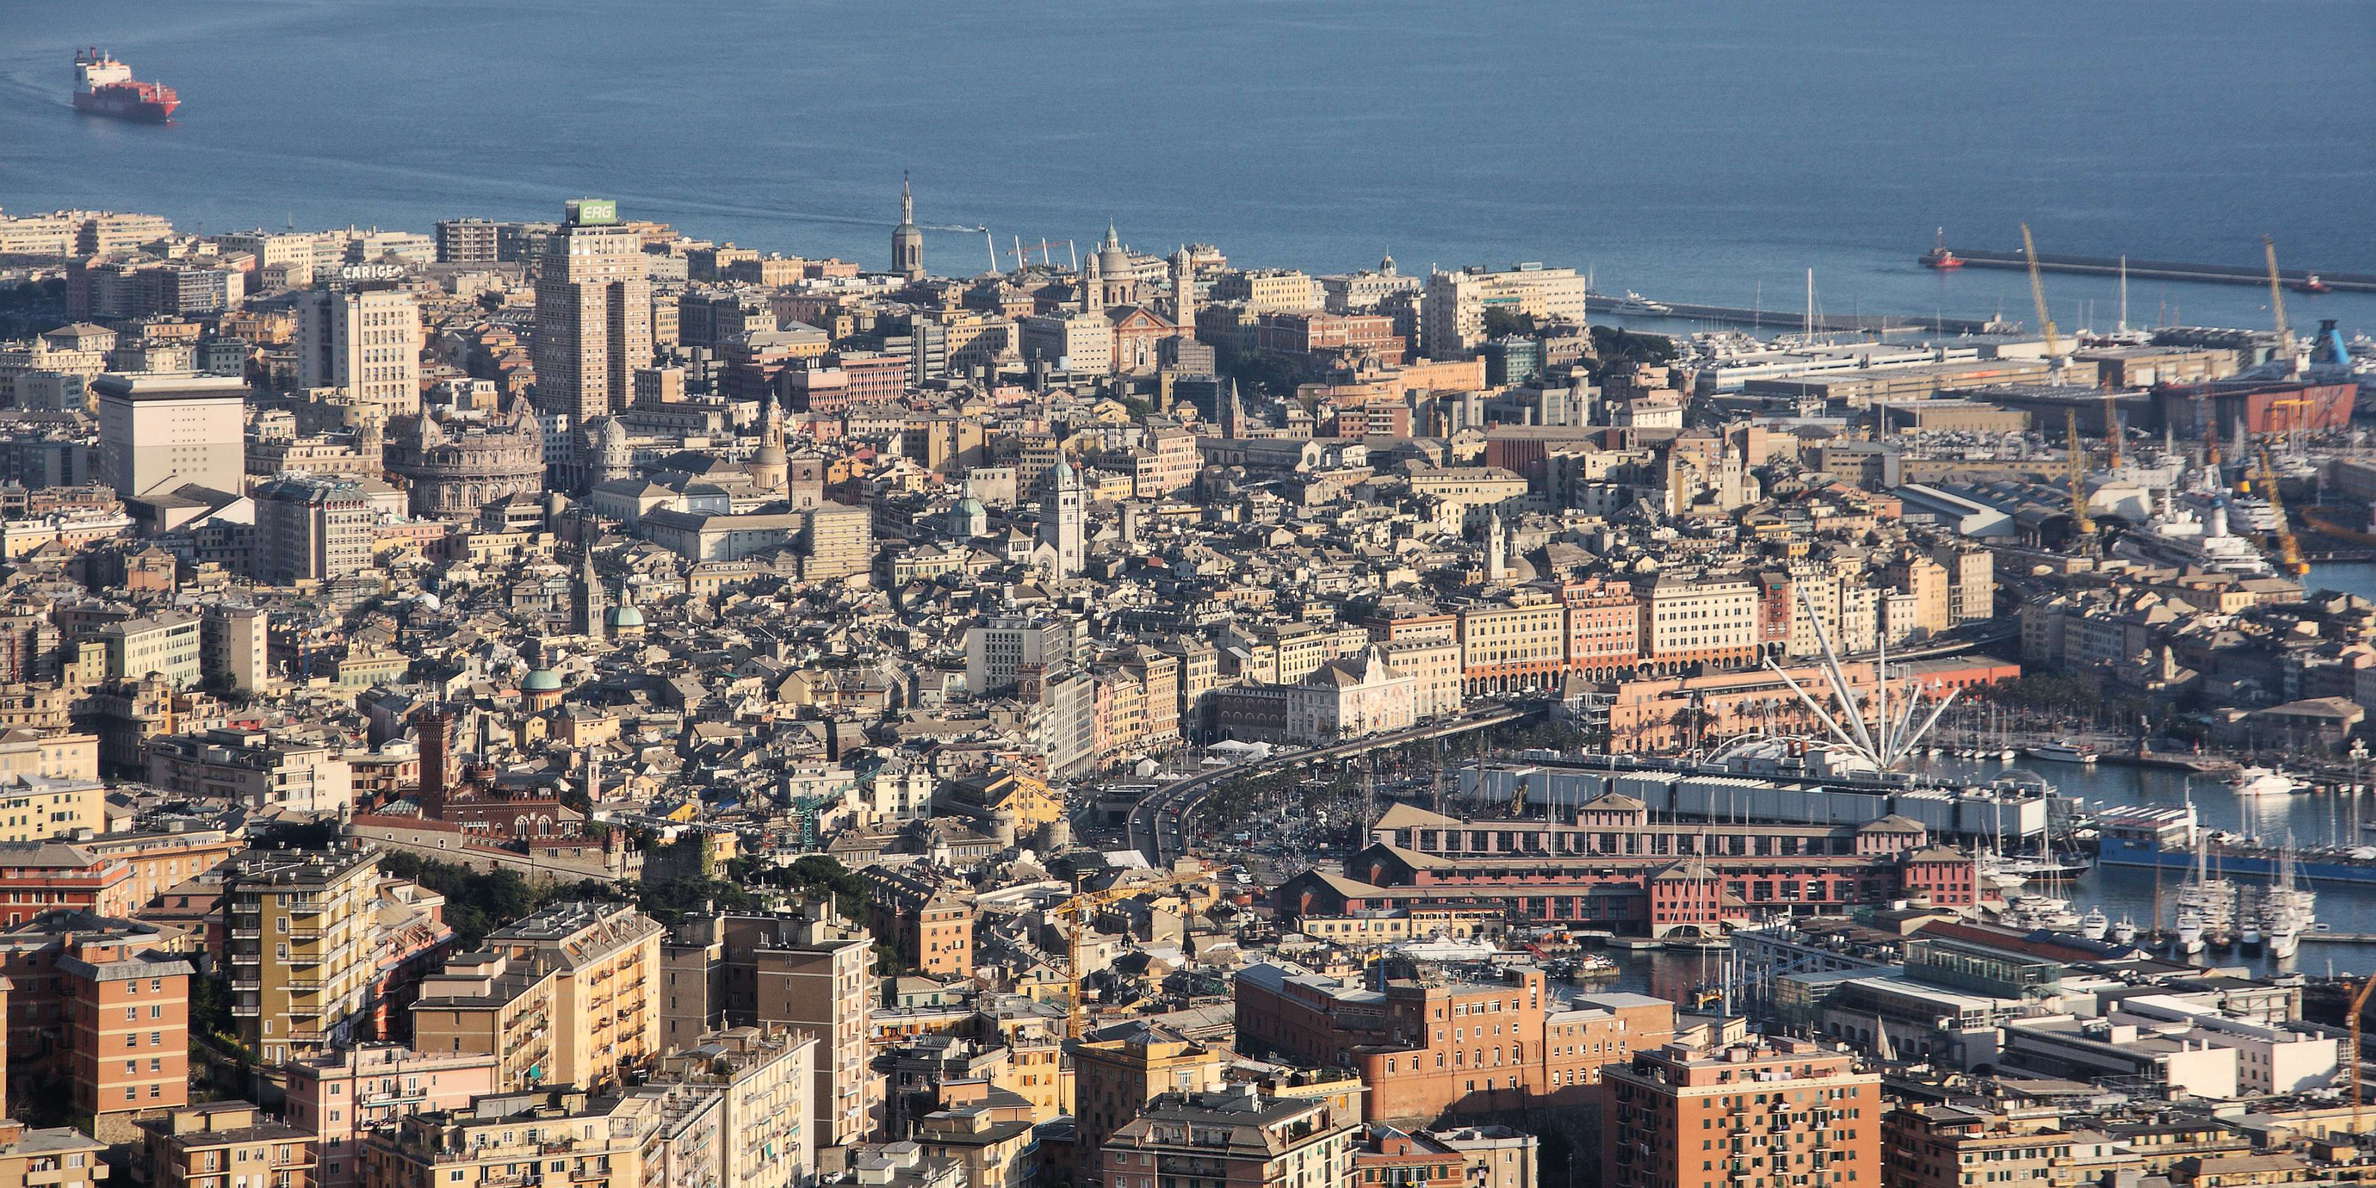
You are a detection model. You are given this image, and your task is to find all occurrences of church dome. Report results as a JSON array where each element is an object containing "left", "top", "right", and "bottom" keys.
[
  {"left": 955, "top": 492, "right": 986, "bottom": 516},
  {"left": 607, "top": 604, "right": 646, "bottom": 629},
  {"left": 522, "top": 669, "right": 563, "bottom": 693}
]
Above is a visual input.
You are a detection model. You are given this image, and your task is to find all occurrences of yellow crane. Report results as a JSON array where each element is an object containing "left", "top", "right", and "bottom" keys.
[
  {"left": 2065, "top": 408, "right": 2095, "bottom": 543},
  {"left": 2263, "top": 235, "right": 2293, "bottom": 375},
  {"left": 2352, "top": 971, "right": 2376, "bottom": 1134},
  {"left": 1056, "top": 878, "right": 1142, "bottom": 1039},
  {"left": 2021, "top": 222, "right": 2063, "bottom": 366},
  {"left": 2253, "top": 443, "right": 2310, "bottom": 577}
]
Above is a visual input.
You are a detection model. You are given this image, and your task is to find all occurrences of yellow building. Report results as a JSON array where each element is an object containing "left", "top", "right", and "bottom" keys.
[
  {"left": 225, "top": 847, "right": 383, "bottom": 1064},
  {"left": 413, "top": 900, "right": 662, "bottom": 1093}
]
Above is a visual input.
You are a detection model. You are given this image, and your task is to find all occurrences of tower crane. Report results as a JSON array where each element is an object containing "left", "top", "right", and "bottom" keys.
[
  {"left": 1056, "top": 878, "right": 1140, "bottom": 1039},
  {"left": 2263, "top": 235, "right": 2294, "bottom": 375},
  {"left": 2020, "top": 223, "right": 2064, "bottom": 373},
  {"left": 2253, "top": 443, "right": 2310, "bottom": 577}
]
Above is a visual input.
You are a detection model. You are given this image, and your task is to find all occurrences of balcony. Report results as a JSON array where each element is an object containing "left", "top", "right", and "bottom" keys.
[
  {"left": 231, "top": 1004, "right": 259, "bottom": 1018},
  {"left": 230, "top": 978, "right": 260, "bottom": 992},
  {"left": 285, "top": 898, "right": 329, "bottom": 915},
  {"left": 285, "top": 979, "right": 323, "bottom": 994},
  {"left": 230, "top": 928, "right": 261, "bottom": 940},
  {"left": 287, "top": 926, "right": 325, "bottom": 941}
]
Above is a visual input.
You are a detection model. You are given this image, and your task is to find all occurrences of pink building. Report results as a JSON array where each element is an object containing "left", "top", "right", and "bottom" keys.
[{"left": 283, "top": 1043, "right": 499, "bottom": 1188}]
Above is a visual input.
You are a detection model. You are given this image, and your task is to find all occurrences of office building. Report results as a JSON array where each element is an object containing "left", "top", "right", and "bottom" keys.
[
  {"left": 298, "top": 287, "right": 420, "bottom": 422},
  {"left": 252, "top": 475, "right": 376, "bottom": 586},
  {"left": 1603, "top": 1037, "right": 1880, "bottom": 1188},
  {"left": 532, "top": 199, "right": 652, "bottom": 423},
  {"left": 91, "top": 372, "right": 245, "bottom": 498}
]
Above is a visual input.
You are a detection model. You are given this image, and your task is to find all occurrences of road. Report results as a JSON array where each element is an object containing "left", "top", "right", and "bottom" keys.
[{"left": 1125, "top": 704, "right": 1535, "bottom": 864}]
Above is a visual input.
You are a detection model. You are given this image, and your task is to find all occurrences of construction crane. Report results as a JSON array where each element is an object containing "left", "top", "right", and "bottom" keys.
[
  {"left": 1056, "top": 879, "right": 1141, "bottom": 1039},
  {"left": 2352, "top": 971, "right": 2376, "bottom": 1134},
  {"left": 2253, "top": 443, "right": 2311, "bottom": 577},
  {"left": 2021, "top": 222, "right": 2064, "bottom": 370},
  {"left": 2065, "top": 408, "right": 2095, "bottom": 543},
  {"left": 2263, "top": 235, "right": 2293, "bottom": 375}
]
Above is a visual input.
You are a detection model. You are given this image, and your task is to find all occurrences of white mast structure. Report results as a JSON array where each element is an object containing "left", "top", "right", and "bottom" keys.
[{"left": 1758, "top": 585, "right": 1958, "bottom": 771}]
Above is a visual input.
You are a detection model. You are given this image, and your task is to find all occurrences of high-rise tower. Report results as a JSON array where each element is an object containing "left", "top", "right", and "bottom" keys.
[
  {"left": 891, "top": 174, "right": 924, "bottom": 281},
  {"left": 533, "top": 198, "right": 652, "bottom": 424}
]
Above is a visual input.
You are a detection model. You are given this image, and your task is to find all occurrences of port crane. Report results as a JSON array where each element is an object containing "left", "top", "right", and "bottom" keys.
[
  {"left": 2020, "top": 223, "right": 2065, "bottom": 375},
  {"left": 2252, "top": 444, "right": 2311, "bottom": 577},
  {"left": 2064, "top": 408, "right": 2096, "bottom": 545}
]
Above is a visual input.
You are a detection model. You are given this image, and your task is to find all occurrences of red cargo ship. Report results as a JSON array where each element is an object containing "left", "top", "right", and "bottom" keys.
[{"left": 72, "top": 48, "right": 179, "bottom": 123}]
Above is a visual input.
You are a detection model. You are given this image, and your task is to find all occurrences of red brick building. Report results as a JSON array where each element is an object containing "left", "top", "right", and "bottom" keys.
[{"left": 1234, "top": 964, "right": 1674, "bottom": 1124}]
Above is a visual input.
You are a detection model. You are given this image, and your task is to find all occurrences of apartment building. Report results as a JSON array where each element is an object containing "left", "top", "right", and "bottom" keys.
[
  {"left": 0, "top": 1118, "right": 107, "bottom": 1188},
  {"left": 224, "top": 848, "right": 383, "bottom": 1064},
  {"left": 660, "top": 908, "right": 879, "bottom": 1152},
  {"left": 1101, "top": 1087, "right": 1355, "bottom": 1188},
  {"left": 146, "top": 729, "right": 352, "bottom": 817},
  {"left": 480, "top": 900, "right": 661, "bottom": 1092},
  {"left": 1419, "top": 264, "right": 1588, "bottom": 358},
  {"left": 1603, "top": 1037, "right": 1880, "bottom": 1188},
  {"left": 282, "top": 1044, "right": 499, "bottom": 1188},
  {"left": 648, "top": 1027, "right": 816, "bottom": 1188},
  {"left": 137, "top": 1103, "right": 313, "bottom": 1188},
  {"left": 356, "top": 1089, "right": 650, "bottom": 1188},
  {"left": 59, "top": 935, "right": 193, "bottom": 1141},
  {"left": 860, "top": 865, "right": 975, "bottom": 978}
]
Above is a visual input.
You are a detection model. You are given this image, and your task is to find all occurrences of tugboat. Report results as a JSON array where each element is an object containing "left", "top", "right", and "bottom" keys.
[
  {"left": 71, "top": 48, "right": 179, "bottom": 123},
  {"left": 1921, "top": 228, "right": 1967, "bottom": 270},
  {"left": 2294, "top": 273, "right": 2333, "bottom": 295}
]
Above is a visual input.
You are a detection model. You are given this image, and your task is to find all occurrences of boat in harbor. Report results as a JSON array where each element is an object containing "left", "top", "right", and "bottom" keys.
[
  {"left": 2024, "top": 742, "right": 2098, "bottom": 765},
  {"left": 2078, "top": 907, "right": 2109, "bottom": 941},
  {"left": 2110, "top": 916, "right": 2139, "bottom": 946},
  {"left": 2229, "top": 766, "right": 2305, "bottom": 797},
  {"left": 1921, "top": 228, "right": 1967, "bottom": 271},
  {"left": 1612, "top": 291, "right": 1672, "bottom": 315},
  {"left": 2174, "top": 909, "right": 2206, "bottom": 955}
]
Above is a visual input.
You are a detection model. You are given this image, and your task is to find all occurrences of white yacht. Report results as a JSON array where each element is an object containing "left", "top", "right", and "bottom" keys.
[
  {"left": 2078, "top": 907, "right": 2109, "bottom": 941},
  {"left": 2024, "top": 742, "right": 2097, "bottom": 764},
  {"left": 2230, "top": 766, "right": 2304, "bottom": 797},
  {"left": 2175, "top": 910, "right": 2206, "bottom": 955},
  {"left": 1612, "top": 291, "right": 1672, "bottom": 315},
  {"left": 2110, "top": 916, "right": 2139, "bottom": 946}
]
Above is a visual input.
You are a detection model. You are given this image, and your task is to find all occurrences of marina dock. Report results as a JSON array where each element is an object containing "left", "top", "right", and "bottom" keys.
[{"left": 1938, "top": 245, "right": 2376, "bottom": 293}]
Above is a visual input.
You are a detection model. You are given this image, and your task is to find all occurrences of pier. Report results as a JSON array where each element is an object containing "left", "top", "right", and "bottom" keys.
[
  {"left": 1939, "top": 246, "right": 2376, "bottom": 294},
  {"left": 1600, "top": 294, "right": 1997, "bottom": 336}
]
